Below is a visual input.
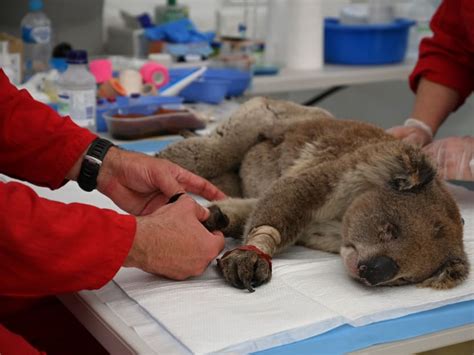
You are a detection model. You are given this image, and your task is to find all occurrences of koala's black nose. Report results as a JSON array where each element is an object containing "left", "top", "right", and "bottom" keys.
[{"left": 358, "top": 256, "right": 399, "bottom": 285}]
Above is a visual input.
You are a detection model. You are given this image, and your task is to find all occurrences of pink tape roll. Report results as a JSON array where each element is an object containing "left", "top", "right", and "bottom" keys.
[
  {"left": 140, "top": 62, "right": 170, "bottom": 89},
  {"left": 89, "top": 59, "right": 113, "bottom": 84}
]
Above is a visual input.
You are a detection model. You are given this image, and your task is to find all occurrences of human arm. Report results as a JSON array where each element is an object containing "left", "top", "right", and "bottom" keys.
[
  {"left": 0, "top": 181, "right": 225, "bottom": 296},
  {"left": 66, "top": 146, "right": 226, "bottom": 216},
  {"left": 0, "top": 70, "right": 96, "bottom": 188},
  {"left": 387, "top": 78, "right": 460, "bottom": 146},
  {"left": 387, "top": 0, "right": 474, "bottom": 145},
  {"left": 0, "top": 181, "right": 135, "bottom": 297}
]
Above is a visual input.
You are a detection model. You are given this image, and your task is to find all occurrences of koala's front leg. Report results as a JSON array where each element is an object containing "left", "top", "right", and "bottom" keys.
[{"left": 218, "top": 173, "right": 334, "bottom": 291}]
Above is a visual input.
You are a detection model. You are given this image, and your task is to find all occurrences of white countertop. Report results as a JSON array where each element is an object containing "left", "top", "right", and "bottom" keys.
[{"left": 250, "top": 61, "right": 415, "bottom": 95}]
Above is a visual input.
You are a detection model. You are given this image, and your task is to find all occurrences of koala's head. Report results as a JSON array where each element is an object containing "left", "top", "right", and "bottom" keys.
[{"left": 340, "top": 150, "right": 468, "bottom": 290}]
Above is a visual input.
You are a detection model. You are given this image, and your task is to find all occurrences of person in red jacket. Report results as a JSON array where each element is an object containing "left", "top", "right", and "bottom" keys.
[
  {"left": 0, "top": 69, "right": 226, "bottom": 353},
  {"left": 388, "top": 0, "right": 474, "bottom": 181}
]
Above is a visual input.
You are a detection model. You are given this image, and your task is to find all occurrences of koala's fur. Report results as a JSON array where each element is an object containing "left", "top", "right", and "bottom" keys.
[{"left": 158, "top": 97, "right": 469, "bottom": 292}]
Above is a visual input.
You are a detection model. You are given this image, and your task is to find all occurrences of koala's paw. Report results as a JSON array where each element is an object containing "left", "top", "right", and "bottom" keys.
[
  {"left": 217, "top": 248, "right": 272, "bottom": 292},
  {"left": 203, "top": 205, "right": 229, "bottom": 232}
]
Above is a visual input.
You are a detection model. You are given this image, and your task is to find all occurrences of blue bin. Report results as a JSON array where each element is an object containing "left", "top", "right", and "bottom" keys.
[
  {"left": 324, "top": 18, "right": 415, "bottom": 65},
  {"left": 204, "top": 68, "right": 252, "bottom": 97}
]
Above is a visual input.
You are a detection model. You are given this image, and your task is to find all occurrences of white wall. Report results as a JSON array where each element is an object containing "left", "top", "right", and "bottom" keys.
[{"left": 104, "top": 0, "right": 220, "bottom": 32}]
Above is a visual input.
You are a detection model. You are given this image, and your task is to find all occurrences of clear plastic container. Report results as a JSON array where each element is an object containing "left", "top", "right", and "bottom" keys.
[
  {"left": 57, "top": 50, "right": 97, "bottom": 130},
  {"left": 21, "top": 0, "right": 52, "bottom": 79},
  {"left": 104, "top": 104, "right": 206, "bottom": 140}
]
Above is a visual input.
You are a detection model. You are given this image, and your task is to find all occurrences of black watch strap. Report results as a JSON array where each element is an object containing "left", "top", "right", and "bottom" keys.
[{"left": 78, "top": 138, "right": 115, "bottom": 192}]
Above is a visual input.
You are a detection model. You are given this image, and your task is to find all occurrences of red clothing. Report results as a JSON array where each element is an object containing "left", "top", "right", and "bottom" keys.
[
  {"left": 409, "top": 0, "right": 474, "bottom": 108},
  {"left": 0, "top": 70, "right": 136, "bottom": 352}
]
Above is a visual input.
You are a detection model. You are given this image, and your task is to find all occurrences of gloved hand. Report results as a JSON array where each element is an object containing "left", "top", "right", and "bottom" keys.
[
  {"left": 423, "top": 136, "right": 474, "bottom": 181},
  {"left": 386, "top": 118, "right": 433, "bottom": 147}
]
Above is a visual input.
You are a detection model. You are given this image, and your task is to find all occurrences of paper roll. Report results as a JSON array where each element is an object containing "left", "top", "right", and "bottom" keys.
[
  {"left": 140, "top": 62, "right": 170, "bottom": 89},
  {"left": 285, "top": 0, "right": 323, "bottom": 70},
  {"left": 119, "top": 69, "right": 143, "bottom": 95}
]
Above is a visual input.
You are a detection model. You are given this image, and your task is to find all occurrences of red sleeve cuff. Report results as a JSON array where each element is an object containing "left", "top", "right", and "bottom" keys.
[
  {"left": 49, "top": 122, "right": 96, "bottom": 189},
  {"left": 410, "top": 54, "right": 474, "bottom": 109}
]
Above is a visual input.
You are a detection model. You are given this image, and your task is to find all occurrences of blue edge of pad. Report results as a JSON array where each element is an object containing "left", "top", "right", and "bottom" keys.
[
  {"left": 255, "top": 301, "right": 474, "bottom": 355},
  {"left": 121, "top": 138, "right": 474, "bottom": 355}
]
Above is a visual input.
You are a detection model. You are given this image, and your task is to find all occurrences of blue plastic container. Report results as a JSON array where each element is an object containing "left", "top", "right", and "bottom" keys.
[
  {"left": 180, "top": 79, "right": 230, "bottom": 104},
  {"left": 324, "top": 18, "right": 415, "bottom": 65},
  {"left": 204, "top": 68, "right": 251, "bottom": 97},
  {"left": 166, "top": 67, "right": 252, "bottom": 100}
]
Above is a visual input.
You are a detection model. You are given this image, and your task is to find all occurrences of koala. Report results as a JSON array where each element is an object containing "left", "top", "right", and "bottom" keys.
[{"left": 158, "top": 97, "right": 469, "bottom": 292}]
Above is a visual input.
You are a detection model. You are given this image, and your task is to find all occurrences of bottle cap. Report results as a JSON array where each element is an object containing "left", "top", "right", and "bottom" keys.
[
  {"left": 67, "top": 50, "right": 88, "bottom": 64},
  {"left": 29, "top": 0, "right": 43, "bottom": 11}
]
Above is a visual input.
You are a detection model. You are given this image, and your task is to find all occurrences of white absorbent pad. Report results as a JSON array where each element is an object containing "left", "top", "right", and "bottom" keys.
[
  {"left": 13, "top": 177, "right": 474, "bottom": 354},
  {"left": 114, "top": 185, "right": 474, "bottom": 354}
]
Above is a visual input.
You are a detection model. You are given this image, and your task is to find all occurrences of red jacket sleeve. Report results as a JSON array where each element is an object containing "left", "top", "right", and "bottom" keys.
[
  {"left": 0, "top": 70, "right": 96, "bottom": 189},
  {"left": 409, "top": 0, "right": 474, "bottom": 108},
  {"left": 0, "top": 181, "right": 136, "bottom": 297}
]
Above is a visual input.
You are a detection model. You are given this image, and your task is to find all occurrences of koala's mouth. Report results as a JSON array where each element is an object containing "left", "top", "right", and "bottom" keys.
[{"left": 340, "top": 245, "right": 360, "bottom": 280}]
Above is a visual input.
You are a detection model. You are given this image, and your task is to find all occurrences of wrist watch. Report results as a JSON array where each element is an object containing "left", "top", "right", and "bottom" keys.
[{"left": 78, "top": 138, "right": 115, "bottom": 192}]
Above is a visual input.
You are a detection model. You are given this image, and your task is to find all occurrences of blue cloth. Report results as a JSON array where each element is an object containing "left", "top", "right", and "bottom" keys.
[
  {"left": 255, "top": 300, "right": 474, "bottom": 355},
  {"left": 144, "top": 18, "right": 215, "bottom": 43}
]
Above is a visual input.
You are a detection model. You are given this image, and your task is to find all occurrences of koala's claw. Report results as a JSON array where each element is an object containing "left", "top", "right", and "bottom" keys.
[
  {"left": 217, "top": 248, "right": 272, "bottom": 292},
  {"left": 203, "top": 205, "right": 229, "bottom": 232}
]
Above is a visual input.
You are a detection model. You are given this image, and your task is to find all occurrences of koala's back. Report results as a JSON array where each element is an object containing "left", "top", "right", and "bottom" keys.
[{"left": 240, "top": 118, "right": 395, "bottom": 197}]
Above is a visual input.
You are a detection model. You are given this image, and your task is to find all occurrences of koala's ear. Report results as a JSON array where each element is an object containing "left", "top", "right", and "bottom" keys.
[
  {"left": 388, "top": 150, "right": 436, "bottom": 193},
  {"left": 420, "top": 257, "right": 470, "bottom": 290}
]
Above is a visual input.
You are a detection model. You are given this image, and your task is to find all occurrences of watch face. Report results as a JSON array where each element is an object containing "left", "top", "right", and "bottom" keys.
[{"left": 84, "top": 154, "right": 103, "bottom": 167}]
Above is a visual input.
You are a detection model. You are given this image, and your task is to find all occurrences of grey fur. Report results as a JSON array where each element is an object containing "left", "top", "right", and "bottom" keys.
[{"left": 158, "top": 97, "right": 468, "bottom": 292}]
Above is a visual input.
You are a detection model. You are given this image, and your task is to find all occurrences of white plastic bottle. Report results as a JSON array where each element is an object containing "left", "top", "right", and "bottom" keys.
[
  {"left": 21, "top": 0, "right": 52, "bottom": 79},
  {"left": 57, "top": 50, "right": 97, "bottom": 131}
]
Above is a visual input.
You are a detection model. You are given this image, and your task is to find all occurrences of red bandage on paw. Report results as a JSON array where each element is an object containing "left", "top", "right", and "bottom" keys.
[{"left": 221, "top": 245, "right": 272, "bottom": 271}]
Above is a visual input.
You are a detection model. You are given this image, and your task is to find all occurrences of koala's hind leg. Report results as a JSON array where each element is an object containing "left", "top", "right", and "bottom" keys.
[{"left": 203, "top": 198, "right": 258, "bottom": 239}]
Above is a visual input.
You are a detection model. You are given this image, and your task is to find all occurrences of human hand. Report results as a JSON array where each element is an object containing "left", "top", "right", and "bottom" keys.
[
  {"left": 386, "top": 119, "right": 433, "bottom": 147},
  {"left": 97, "top": 147, "right": 226, "bottom": 215},
  {"left": 423, "top": 137, "right": 474, "bottom": 181},
  {"left": 124, "top": 194, "right": 225, "bottom": 280}
]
